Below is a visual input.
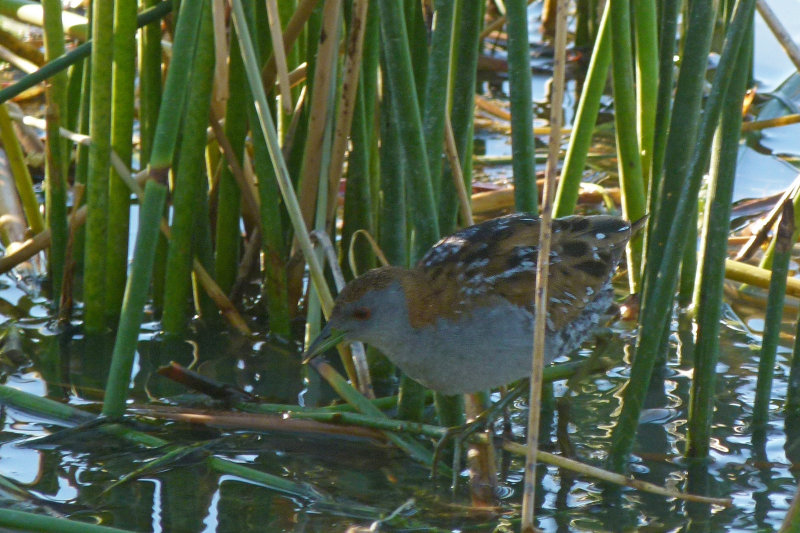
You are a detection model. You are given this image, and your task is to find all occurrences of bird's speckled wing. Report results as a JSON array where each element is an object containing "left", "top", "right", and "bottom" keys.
[{"left": 417, "top": 214, "right": 632, "bottom": 330}]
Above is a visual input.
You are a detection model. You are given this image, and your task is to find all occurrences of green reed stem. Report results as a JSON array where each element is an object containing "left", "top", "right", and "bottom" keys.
[
  {"left": 609, "top": 0, "right": 646, "bottom": 292},
  {"left": 162, "top": 0, "right": 215, "bottom": 335},
  {"left": 214, "top": 34, "right": 247, "bottom": 295},
  {"left": 780, "top": 485, "right": 800, "bottom": 533},
  {"left": 0, "top": 3, "right": 168, "bottom": 105},
  {"left": 574, "top": 0, "right": 595, "bottom": 47},
  {"left": 361, "top": 1, "right": 379, "bottom": 143},
  {"left": 641, "top": 0, "right": 716, "bottom": 303},
  {"left": 0, "top": 382, "right": 91, "bottom": 424},
  {"left": 147, "top": 0, "right": 202, "bottom": 183},
  {"left": 0, "top": 509, "right": 134, "bottom": 533},
  {"left": 105, "top": 0, "right": 137, "bottom": 322},
  {"left": 246, "top": 361, "right": 583, "bottom": 416},
  {"left": 633, "top": 0, "right": 657, "bottom": 190},
  {"left": 310, "top": 360, "right": 446, "bottom": 473},
  {"left": 554, "top": 1, "right": 610, "bottom": 217},
  {"left": 378, "top": 81, "right": 408, "bottom": 267},
  {"left": 648, "top": 0, "right": 679, "bottom": 202},
  {"left": 609, "top": 0, "right": 755, "bottom": 472},
  {"left": 422, "top": 0, "right": 454, "bottom": 203},
  {"left": 355, "top": 24, "right": 435, "bottom": 417},
  {"left": 0, "top": 383, "right": 329, "bottom": 504},
  {"left": 230, "top": 0, "right": 335, "bottom": 314},
  {"left": 643, "top": 0, "right": 681, "bottom": 280},
  {"left": 138, "top": 0, "right": 162, "bottom": 166},
  {"left": 507, "top": 0, "right": 537, "bottom": 214},
  {"left": 0, "top": 44, "right": 89, "bottom": 105},
  {"left": 375, "top": 0, "right": 436, "bottom": 420},
  {"left": 240, "top": 402, "right": 445, "bottom": 436},
  {"left": 206, "top": 457, "right": 325, "bottom": 501},
  {"left": 753, "top": 202, "right": 793, "bottom": 431},
  {"left": 83, "top": 0, "right": 115, "bottom": 330},
  {"left": 64, "top": 65, "right": 84, "bottom": 278},
  {"left": 102, "top": 181, "right": 167, "bottom": 419},
  {"left": 378, "top": 0, "right": 439, "bottom": 261},
  {"left": 361, "top": 8, "right": 381, "bottom": 247},
  {"left": 0, "top": 0, "right": 88, "bottom": 40},
  {"left": 678, "top": 214, "right": 697, "bottom": 307},
  {"left": 193, "top": 176, "right": 217, "bottom": 322},
  {"left": 41, "top": 0, "right": 68, "bottom": 307},
  {"left": 433, "top": 393, "right": 465, "bottom": 427},
  {"left": 140, "top": 0, "right": 166, "bottom": 310},
  {"left": 234, "top": 0, "right": 289, "bottom": 338},
  {"left": 341, "top": 78, "right": 375, "bottom": 279},
  {"left": 787, "top": 310, "right": 800, "bottom": 416},
  {"left": 686, "top": 33, "right": 751, "bottom": 458},
  {"left": 438, "top": 1, "right": 483, "bottom": 234},
  {"left": 65, "top": 56, "right": 84, "bottom": 133},
  {"left": 0, "top": 104, "right": 43, "bottom": 234},
  {"left": 251, "top": 114, "right": 291, "bottom": 337},
  {"left": 397, "top": 375, "right": 427, "bottom": 422},
  {"left": 406, "top": 0, "right": 428, "bottom": 101},
  {"left": 73, "top": 57, "right": 90, "bottom": 196}
]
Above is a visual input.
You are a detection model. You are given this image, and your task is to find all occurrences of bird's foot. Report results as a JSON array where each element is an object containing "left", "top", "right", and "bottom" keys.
[{"left": 431, "top": 382, "right": 530, "bottom": 485}]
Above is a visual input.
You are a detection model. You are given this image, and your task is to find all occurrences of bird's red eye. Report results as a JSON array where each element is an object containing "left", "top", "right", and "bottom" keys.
[{"left": 352, "top": 307, "right": 371, "bottom": 320}]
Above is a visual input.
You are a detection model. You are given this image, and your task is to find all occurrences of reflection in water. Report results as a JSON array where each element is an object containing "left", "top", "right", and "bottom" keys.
[{"left": 0, "top": 293, "right": 798, "bottom": 529}]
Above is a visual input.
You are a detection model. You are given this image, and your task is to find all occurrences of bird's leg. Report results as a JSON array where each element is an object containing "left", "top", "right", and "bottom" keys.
[
  {"left": 565, "top": 328, "right": 615, "bottom": 391},
  {"left": 431, "top": 428, "right": 461, "bottom": 485},
  {"left": 466, "top": 381, "right": 530, "bottom": 432},
  {"left": 431, "top": 381, "right": 530, "bottom": 483},
  {"left": 498, "top": 385, "right": 514, "bottom": 480},
  {"left": 464, "top": 393, "right": 498, "bottom": 505},
  {"left": 555, "top": 395, "right": 576, "bottom": 458},
  {"left": 556, "top": 329, "right": 617, "bottom": 457}
]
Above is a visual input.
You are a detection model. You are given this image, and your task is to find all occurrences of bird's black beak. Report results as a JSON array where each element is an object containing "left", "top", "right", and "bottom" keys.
[
  {"left": 302, "top": 322, "right": 348, "bottom": 363},
  {"left": 631, "top": 214, "right": 648, "bottom": 234}
]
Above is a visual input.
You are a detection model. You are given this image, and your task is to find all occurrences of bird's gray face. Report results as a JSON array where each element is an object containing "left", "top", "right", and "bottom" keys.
[
  {"left": 302, "top": 282, "right": 407, "bottom": 362},
  {"left": 329, "top": 282, "right": 408, "bottom": 342}
]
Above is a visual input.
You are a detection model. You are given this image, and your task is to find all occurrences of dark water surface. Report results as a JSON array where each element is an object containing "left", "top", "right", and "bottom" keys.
[{"left": 0, "top": 298, "right": 798, "bottom": 531}]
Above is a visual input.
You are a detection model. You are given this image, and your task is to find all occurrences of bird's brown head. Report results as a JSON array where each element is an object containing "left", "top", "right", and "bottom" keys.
[{"left": 302, "top": 266, "right": 413, "bottom": 362}]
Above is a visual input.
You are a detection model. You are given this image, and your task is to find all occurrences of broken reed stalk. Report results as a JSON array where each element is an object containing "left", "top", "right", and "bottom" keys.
[
  {"left": 130, "top": 394, "right": 732, "bottom": 508},
  {"left": 0, "top": 384, "right": 328, "bottom": 503}
]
